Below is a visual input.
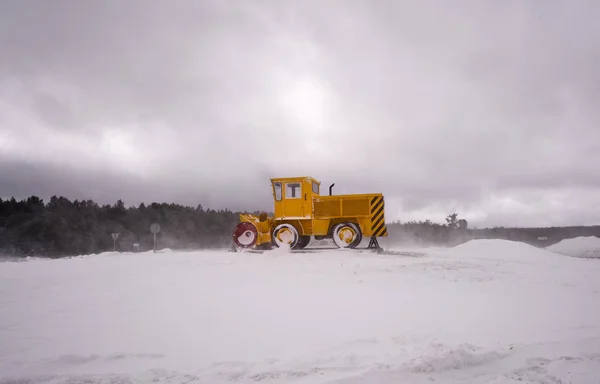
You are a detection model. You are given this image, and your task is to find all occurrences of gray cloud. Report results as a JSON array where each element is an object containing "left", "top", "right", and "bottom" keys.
[{"left": 1, "top": 0, "right": 600, "bottom": 227}]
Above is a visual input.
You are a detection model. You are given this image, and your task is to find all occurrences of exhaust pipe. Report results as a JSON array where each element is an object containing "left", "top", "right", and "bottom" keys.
[{"left": 329, "top": 183, "right": 335, "bottom": 196}]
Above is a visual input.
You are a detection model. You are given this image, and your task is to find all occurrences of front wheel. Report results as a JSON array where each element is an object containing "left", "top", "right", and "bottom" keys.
[
  {"left": 332, "top": 222, "right": 362, "bottom": 248},
  {"left": 271, "top": 223, "right": 300, "bottom": 249}
]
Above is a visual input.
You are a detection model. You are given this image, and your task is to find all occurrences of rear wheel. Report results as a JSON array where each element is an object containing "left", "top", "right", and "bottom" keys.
[
  {"left": 332, "top": 222, "right": 362, "bottom": 248},
  {"left": 271, "top": 223, "right": 299, "bottom": 249}
]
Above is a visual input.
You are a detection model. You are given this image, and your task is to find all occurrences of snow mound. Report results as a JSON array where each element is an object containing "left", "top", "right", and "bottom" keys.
[
  {"left": 546, "top": 236, "right": 600, "bottom": 259},
  {"left": 406, "top": 343, "right": 507, "bottom": 373},
  {"left": 450, "top": 239, "right": 558, "bottom": 261}
]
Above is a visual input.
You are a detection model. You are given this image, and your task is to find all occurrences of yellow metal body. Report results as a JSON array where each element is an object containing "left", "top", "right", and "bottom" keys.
[{"left": 238, "top": 176, "right": 388, "bottom": 248}]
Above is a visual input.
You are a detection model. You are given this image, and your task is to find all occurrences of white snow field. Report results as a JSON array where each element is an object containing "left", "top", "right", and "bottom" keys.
[
  {"left": 1, "top": 239, "right": 600, "bottom": 383},
  {"left": 546, "top": 236, "right": 600, "bottom": 259}
]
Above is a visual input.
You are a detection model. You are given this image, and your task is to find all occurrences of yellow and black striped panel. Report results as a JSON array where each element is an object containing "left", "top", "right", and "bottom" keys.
[{"left": 370, "top": 196, "right": 387, "bottom": 237}]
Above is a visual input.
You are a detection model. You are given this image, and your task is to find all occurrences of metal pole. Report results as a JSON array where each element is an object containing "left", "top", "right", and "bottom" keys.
[
  {"left": 154, "top": 233, "right": 156, "bottom": 253},
  {"left": 113, "top": 238, "right": 116, "bottom": 252}
]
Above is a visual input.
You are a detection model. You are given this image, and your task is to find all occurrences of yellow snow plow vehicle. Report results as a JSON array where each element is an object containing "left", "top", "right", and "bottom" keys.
[{"left": 232, "top": 176, "right": 388, "bottom": 251}]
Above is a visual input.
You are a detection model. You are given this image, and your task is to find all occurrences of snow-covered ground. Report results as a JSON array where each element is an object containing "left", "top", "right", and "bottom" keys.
[
  {"left": 546, "top": 236, "right": 600, "bottom": 259},
  {"left": 1, "top": 239, "right": 600, "bottom": 383}
]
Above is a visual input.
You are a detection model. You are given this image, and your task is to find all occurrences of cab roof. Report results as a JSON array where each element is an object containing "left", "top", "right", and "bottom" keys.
[{"left": 270, "top": 176, "right": 321, "bottom": 185}]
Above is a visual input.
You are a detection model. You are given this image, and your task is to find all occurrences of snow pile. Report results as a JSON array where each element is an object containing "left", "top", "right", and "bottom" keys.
[
  {"left": 1, "top": 244, "right": 600, "bottom": 383},
  {"left": 406, "top": 343, "right": 507, "bottom": 373},
  {"left": 546, "top": 236, "right": 600, "bottom": 259},
  {"left": 451, "top": 238, "right": 560, "bottom": 260}
]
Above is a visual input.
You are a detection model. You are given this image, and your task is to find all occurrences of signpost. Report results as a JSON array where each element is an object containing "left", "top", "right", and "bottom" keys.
[
  {"left": 133, "top": 242, "right": 140, "bottom": 252},
  {"left": 150, "top": 223, "right": 161, "bottom": 253},
  {"left": 111, "top": 232, "right": 120, "bottom": 252}
]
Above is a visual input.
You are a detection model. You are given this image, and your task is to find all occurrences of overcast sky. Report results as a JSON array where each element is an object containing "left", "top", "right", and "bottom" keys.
[{"left": 1, "top": 0, "right": 599, "bottom": 228}]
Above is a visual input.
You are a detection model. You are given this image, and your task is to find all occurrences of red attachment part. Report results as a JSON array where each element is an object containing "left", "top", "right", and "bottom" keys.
[{"left": 232, "top": 222, "right": 258, "bottom": 248}]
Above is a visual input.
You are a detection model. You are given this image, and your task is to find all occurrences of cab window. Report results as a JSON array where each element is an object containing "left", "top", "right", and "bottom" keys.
[
  {"left": 312, "top": 182, "right": 319, "bottom": 194},
  {"left": 285, "top": 183, "right": 301, "bottom": 199},
  {"left": 273, "top": 182, "right": 282, "bottom": 201}
]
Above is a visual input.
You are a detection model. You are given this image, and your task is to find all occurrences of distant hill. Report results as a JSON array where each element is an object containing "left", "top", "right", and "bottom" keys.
[{"left": 386, "top": 219, "right": 600, "bottom": 248}]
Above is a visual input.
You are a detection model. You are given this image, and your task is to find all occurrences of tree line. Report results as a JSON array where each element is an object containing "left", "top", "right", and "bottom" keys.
[
  {"left": 1, "top": 196, "right": 599, "bottom": 258},
  {"left": 0, "top": 195, "right": 244, "bottom": 258}
]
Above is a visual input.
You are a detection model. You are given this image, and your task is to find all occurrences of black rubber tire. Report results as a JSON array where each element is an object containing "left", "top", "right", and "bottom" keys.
[
  {"left": 332, "top": 222, "right": 363, "bottom": 249},
  {"left": 349, "top": 229, "right": 363, "bottom": 248},
  {"left": 271, "top": 223, "right": 299, "bottom": 248},
  {"left": 294, "top": 235, "right": 311, "bottom": 249}
]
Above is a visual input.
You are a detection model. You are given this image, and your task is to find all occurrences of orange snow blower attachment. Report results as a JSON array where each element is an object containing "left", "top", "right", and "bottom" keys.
[
  {"left": 232, "top": 212, "right": 274, "bottom": 249},
  {"left": 232, "top": 222, "right": 258, "bottom": 248}
]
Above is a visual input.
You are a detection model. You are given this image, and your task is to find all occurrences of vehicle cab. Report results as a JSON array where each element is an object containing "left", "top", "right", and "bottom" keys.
[{"left": 270, "top": 176, "right": 320, "bottom": 220}]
